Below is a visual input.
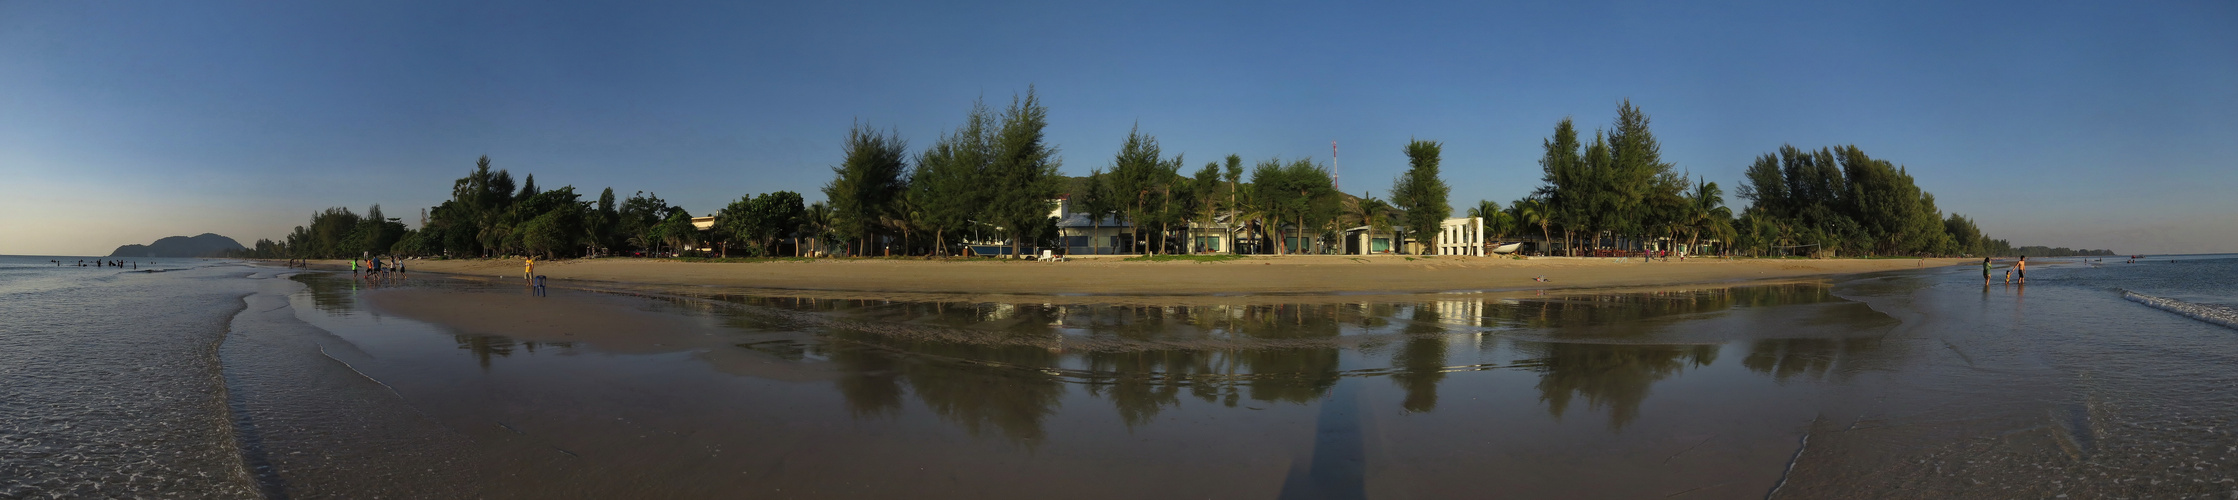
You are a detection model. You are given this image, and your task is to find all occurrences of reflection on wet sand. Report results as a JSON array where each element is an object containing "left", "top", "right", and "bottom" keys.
[
  {"left": 453, "top": 334, "right": 572, "bottom": 370},
  {"left": 1741, "top": 337, "right": 1884, "bottom": 384},
  {"left": 1517, "top": 342, "right": 1719, "bottom": 429},
  {"left": 280, "top": 271, "right": 1953, "bottom": 496},
  {"left": 249, "top": 261, "right": 2238, "bottom": 497},
  {"left": 315, "top": 270, "right": 1897, "bottom": 442},
  {"left": 662, "top": 282, "right": 1886, "bottom": 437}
]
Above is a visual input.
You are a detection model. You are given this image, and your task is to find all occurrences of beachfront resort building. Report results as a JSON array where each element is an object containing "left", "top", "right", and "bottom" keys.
[
  {"left": 1046, "top": 196, "right": 1247, "bottom": 255},
  {"left": 1435, "top": 216, "right": 1486, "bottom": 256},
  {"left": 996, "top": 198, "right": 1499, "bottom": 257},
  {"left": 669, "top": 216, "right": 718, "bottom": 254},
  {"left": 1050, "top": 196, "right": 1132, "bottom": 255},
  {"left": 1343, "top": 226, "right": 1395, "bottom": 255},
  {"left": 1342, "top": 217, "right": 1486, "bottom": 256}
]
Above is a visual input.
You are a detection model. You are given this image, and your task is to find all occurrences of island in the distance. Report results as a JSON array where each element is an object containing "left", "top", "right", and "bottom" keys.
[{"left": 108, "top": 233, "right": 245, "bottom": 258}]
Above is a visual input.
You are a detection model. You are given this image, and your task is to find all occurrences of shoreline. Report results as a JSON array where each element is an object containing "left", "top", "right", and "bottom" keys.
[{"left": 295, "top": 255, "right": 1971, "bottom": 304}]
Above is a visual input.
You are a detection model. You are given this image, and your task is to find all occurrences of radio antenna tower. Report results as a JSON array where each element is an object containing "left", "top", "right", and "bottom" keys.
[{"left": 1331, "top": 141, "right": 1340, "bottom": 191}]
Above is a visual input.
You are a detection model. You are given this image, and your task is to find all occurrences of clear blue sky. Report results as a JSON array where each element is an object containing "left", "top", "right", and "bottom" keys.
[{"left": 3, "top": 0, "right": 2233, "bottom": 256}]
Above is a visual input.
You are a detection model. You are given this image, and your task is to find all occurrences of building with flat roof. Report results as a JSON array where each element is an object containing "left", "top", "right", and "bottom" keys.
[{"left": 1435, "top": 217, "right": 1485, "bottom": 256}]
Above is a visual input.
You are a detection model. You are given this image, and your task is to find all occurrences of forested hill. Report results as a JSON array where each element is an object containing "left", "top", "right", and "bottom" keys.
[{"left": 108, "top": 233, "right": 245, "bottom": 257}]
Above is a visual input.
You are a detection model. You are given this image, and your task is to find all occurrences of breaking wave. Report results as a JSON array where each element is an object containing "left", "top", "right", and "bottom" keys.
[{"left": 2123, "top": 290, "right": 2238, "bottom": 331}]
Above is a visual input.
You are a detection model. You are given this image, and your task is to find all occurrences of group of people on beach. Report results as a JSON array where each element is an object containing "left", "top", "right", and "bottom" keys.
[
  {"left": 58, "top": 259, "right": 143, "bottom": 269},
  {"left": 1983, "top": 256, "right": 2028, "bottom": 285},
  {"left": 350, "top": 254, "right": 406, "bottom": 279}
]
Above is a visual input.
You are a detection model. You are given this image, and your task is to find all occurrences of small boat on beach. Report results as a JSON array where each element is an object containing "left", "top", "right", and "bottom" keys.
[{"left": 1491, "top": 242, "right": 1523, "bottom": 255}]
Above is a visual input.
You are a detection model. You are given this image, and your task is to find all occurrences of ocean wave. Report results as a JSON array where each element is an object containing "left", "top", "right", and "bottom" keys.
[{"left": 2123, "top": 291, "right": 2238, "bottom": 331}]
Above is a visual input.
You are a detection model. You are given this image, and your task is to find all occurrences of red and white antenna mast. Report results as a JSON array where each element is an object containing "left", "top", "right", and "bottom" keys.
[{"left": 1331, "top": 141, "right": 1340, "bottom": 191}]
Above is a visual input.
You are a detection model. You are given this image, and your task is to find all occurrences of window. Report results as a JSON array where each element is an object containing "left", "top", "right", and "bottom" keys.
[{"left": 1195, "top": 236, "right": 1221, "bottom": 252}]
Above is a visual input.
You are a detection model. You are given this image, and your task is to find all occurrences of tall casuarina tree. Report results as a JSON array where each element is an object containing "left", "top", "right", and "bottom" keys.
[
  {"left": 1534, "top": 119, "right": 1583, "bottom": 255},
  {"left": 1390, "top": 139, "right": 1451, "bottom": 254},
  {"left": 911, "top": 99, "right": 995, "bottom": 256},
  {"left": 823, "top": 123, "right": 909, "bottom": 256},
  {"left": 1107, "top": 125, "right": 1180, "bottom": 254},
  {"left": 984, "top": 87, "right": 1062, "bottom": 257}
]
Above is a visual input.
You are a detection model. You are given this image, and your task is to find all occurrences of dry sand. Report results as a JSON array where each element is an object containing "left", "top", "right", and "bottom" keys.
[{"left": 327, "top": 255, "right": 1964, "bottom": 303}]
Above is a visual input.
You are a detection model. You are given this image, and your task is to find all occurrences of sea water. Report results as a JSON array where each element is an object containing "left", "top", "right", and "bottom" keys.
[
  {"left": 0, "top": 256, "right": 262, "bottom": 496},
  {"left": 3, "top": 254, "right": 2235, "bottom": 498}
]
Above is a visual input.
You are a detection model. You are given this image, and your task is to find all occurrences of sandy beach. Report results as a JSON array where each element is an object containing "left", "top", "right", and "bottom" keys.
[{"left": 325, "top": 255, "right": 1966, "bottom": 302}]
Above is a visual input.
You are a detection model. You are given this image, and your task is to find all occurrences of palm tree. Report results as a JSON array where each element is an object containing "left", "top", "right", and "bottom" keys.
[
  {"left": 1512, "top": 198, "right": 1553, "bottom": 256},
  {"left": 1468, "top": 200, "right": 1509, "bottom": 254},
  {"left": 1347, "top": 193, "right": 1396, "bottom": 255},
  {"left": 1231, "top": 189, "right": 1269, "bottom": 255},
  {"left": 1467, "top": 200, "right": 1498, "bottom": 219},
  {"left": 1222, "top": 155, "right": 1244, "bottom": 254},
  {"left": 1682, "top": 179, "right": 1734, "bottom": 257},
  {"left": 885, "top": 192, "right": 926, "bottom": 256},
  {"left": 805, "top": 201, "right": 835, "bottom": 257}
]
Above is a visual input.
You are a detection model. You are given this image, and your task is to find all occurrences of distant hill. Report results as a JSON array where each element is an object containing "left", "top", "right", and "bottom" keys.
[{"left": 108, "top": 233, "right": 245, "bottom": 258}]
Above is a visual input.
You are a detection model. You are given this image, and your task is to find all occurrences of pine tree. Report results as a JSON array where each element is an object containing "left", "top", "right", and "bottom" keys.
[
  {"left": 983, "top": 88, "right": 1061, "bottom": 257},
  {"left": 1391, "top": 139, "right": 1450, "bottom": 254},
  {"left": 823, "top": 123, "right": 909, "bottom": 256}
]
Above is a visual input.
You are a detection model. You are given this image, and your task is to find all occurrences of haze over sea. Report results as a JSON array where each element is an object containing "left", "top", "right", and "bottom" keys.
[{"left": 3, "top": 254, "right": 2235, "bottom": 497}]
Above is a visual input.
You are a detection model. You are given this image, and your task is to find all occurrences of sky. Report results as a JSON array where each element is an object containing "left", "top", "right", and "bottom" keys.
[{"left": 2, "top": 0, "right": 2234, "bottom": 256}]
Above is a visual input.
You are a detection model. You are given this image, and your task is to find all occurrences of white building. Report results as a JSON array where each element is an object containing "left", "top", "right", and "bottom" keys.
[
  {"left": 1435, "top": 217, "right": 1485, "bottom": 256},
  {"left": 1342, "top": 217, "right": 1485, "bottom": 256}
]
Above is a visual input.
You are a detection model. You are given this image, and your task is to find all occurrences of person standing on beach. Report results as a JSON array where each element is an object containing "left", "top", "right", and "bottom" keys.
[
  {"left": 2017, "top": 256, "right": 2027, "bottom": 284},
  {"left": 351, "top": 258, "right": 359, "bottom": 276},
  {"left": 524, "top": 256, "right": 535, "bottom": 281},
  {"left": 1983, "top": 258, "right": 1993, "bottom": 284}
]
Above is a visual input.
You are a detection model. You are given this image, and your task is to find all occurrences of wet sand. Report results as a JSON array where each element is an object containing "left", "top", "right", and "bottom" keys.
[
  {"left": 227, "top": 257, "right": 2238, "bottom": 498},
  {"left": 332, "top": 255, "right": 1962, "bottom": 302},
  {"left": 361, "top": 288, "right": 842, "bottom": 382}
]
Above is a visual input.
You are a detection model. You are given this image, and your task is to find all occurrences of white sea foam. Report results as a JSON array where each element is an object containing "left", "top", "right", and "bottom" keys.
[{"left": 2123, "top": 290, "right": 2238, "bottom": 331}]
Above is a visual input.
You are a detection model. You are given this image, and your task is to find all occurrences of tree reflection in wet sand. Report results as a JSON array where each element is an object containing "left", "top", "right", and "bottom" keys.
[
  {"left": 1741, "top": 337, "right": 1885, "bottom": 384},
  {"left": 452, "top": 334, "right": 572, "bottom": 370},
  {"left": 1515, "top": 342, "right": 1719, "bottom": 430},
  {"left": 687, "top": 281, "right": 1881, "bottom": 441}
]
